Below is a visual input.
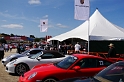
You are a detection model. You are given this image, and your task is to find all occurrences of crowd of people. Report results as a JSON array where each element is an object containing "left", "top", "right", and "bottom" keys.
[
  {"left": 0, "top": 42, "right": 118, "bottom": 61},
  {"left": 58, "top": 42, "right": 87, "bottom": 55}
]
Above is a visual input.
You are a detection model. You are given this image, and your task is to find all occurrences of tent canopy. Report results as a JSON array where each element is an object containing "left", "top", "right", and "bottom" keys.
[{"left": 48, "top": 9, "right": 124, "bottom": 42}]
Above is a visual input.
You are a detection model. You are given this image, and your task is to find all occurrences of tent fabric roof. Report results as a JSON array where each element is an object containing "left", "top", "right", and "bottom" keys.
[{"left": 47, "top": 9, "right": 124, "bottom": 42}]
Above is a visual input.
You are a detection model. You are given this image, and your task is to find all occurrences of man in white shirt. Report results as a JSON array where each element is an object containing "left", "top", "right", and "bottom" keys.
[
  {"left": 74, "top": 42, "right": 81, "bottom": 53},
  {"left": 4, "top": 44, "right": 9, "bottom": 52}
]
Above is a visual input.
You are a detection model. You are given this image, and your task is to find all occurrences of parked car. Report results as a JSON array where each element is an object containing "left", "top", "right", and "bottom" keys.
[
  {"left": 2, "top": 48, "right": 43, "bottom": 66},
  {"left": 6, "top": 50, "right": 69, "bottom": 75},
  {"left": 19, "top": 54, "right": 115, "bottom": 82},
  {"left": 58, "top": 61, "right": 124, "bottom": 82},
  {"left": 97, "top": 53, "right": 124, "bottom": 62}
]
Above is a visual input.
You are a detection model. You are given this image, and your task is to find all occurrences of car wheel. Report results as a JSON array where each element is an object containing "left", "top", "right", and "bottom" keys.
[
  {"left": 10, "top": 58, "right": 17, "bottom": 61},
  {"left": 43, "top": 78, "right": 57, "bottom": 82},
  {"left": 15, "top": 63, "right": 29, "bottom": 76}
]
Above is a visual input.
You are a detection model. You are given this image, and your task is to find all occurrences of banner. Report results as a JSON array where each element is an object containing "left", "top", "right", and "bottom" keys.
[
  {"left": 40, "top": 19, "right": 48, "bottom": 32},
  {"left": 74, "top": 0, "right": 90, "bottom": 20}
]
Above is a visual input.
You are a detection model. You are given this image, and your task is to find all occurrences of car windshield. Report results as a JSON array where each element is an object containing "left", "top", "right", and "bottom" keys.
[
  {"left": 55, "top": 55, "right": 78, "bottom": 69},
  {"left": 21, "top": 50, "right": 30, "bottom": 55},
  {"left": 94, "top": 61, "right": 124, "bottom": 82},
  {"left": 28, "top": 51, "right": 43, "bottom": 59}
]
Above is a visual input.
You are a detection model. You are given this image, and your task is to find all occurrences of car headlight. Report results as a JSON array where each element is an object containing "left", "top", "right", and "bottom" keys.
[{"left": 28, "top": 72, "right": 37, "bottom": 80}]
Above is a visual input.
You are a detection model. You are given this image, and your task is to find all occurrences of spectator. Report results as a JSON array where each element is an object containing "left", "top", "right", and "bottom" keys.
[
  {"left": 108, "top": 43, "right": 116, "bottom": 58},
  {"left": 0, "top": 43, "right": 4, "bottom": 60},
  {"left": 4, "top": 44, "right": 9, "bottom": 52},
  {"left": 74, "top": 42, "right": 81, "bottom": 53},
  {"left": 9, "top": 44, "right": 13, "bottom": 52},
  {"left": 17, "top": 43, "right": 21, "bottom": 54}
]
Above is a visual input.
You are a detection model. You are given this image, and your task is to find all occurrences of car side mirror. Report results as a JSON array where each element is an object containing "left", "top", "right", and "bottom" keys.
[
  {"left": 37, "top": 57, "right": 42, "bottom": 61},
  {"left": 72, "top": 66, "right": 81, "bottom": 71},
  {"left": 26, "top": 53, "right": 30, "bottom": 56}
]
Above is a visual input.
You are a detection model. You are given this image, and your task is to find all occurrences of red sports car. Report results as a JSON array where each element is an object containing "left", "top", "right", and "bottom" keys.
[{"left": 19, "top": 54, "right": 115, "bottom": 82}]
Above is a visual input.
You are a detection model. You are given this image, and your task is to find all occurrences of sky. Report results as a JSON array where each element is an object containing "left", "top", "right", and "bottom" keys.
[{"left": 0, "top": 0, "right": 124, "bottom": 38}]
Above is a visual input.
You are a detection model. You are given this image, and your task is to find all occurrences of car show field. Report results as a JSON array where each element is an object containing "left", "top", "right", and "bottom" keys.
[
  {"left": 0, "top": 49, "right": 19, "bottom": 82},
  {"left": 0, "top": 49, "right": 123, "bottom": 82}
]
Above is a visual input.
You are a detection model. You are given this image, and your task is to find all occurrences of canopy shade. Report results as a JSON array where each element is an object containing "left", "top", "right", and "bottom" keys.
[{"left": 48, "top": 9, "right": 124, "bottom": 42}]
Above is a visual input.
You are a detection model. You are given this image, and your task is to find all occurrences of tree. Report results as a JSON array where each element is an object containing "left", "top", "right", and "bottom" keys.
[
  {"left": 1, "top": 33, "right": 9, "bottom": 36},
  {"left": 34, "top": 38, "right": 41, "bottom": 42},
  {"left": 10, "top": 33, "right": 14, "bottom": 36},
  {"left": 0, "top": 38, "right": 7, "bottom": 44},
  {"left": 30, "top": 35, "right": 35, "bottom": 38}
]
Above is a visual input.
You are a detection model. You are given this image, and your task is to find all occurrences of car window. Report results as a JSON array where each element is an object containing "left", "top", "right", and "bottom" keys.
[
  {"left": 29, "top": 51, "right": 42, "bottom": 59},
  {"left": 29, "top": 50, "right": 41, "bottom": 54},
  {"left": 75, "top": 58, "right": 112, "bottom": 68},
  {"left": 75, "top": 58, "right": 97, "bottom": 68},
  {"left": 94, "top": 62, "right": 124, "bottom": 82},
  {"left": 42, "top": 51, "right": 64, "bottom": 58},
  {"left": 41, "top": 53, "right": 54, "bottom": 59},
  {"left": 21, "top": 50, "right": 30, "bottom": 55},
  {"left": 96, "top": 59, "right": 112, "bottom": 67},
  {"left": 51, "top": 51, "right": 65, "bottom": 58},
  {"left": 56, "top": 56, "right": 78, "bottom": 69}
]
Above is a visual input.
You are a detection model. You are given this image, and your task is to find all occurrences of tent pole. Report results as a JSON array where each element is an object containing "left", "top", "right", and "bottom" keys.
[
  {"left": 88, "top": 19, "right": 90, "bottom": 55},
  {"left": 87, "top": 2, "right": 90, "bottom": 55}
]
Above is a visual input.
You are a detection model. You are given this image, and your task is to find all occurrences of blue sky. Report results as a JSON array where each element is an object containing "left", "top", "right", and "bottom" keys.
[{"left": 0, "top": 0, "right": 124, "bottom": 38}]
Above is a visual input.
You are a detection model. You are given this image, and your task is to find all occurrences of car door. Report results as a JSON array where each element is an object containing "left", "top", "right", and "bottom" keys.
[
  {"left": 27, "top": 51, "right": 62, "bottom": 69},
  {"left": 65, "top": 58, "right": 112, "bottom": 79},
  {"left": 37, "top": 52, "right": 63, "bottom": 64}
]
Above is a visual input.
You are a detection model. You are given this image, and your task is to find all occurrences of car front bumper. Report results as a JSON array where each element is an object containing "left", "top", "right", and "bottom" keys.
[{"left": 6, "top": 63, "right": 15, "bottom": 74}]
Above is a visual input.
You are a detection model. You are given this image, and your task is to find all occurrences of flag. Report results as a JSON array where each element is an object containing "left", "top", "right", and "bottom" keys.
[
  {"left": 74, "top": 0, "right": 90, "bottom": 20},
  {"left": 40, "top": 19, "right": 48, "bottom": 32}
]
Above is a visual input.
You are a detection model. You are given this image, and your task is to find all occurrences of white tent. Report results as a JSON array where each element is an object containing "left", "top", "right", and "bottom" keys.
[{"left": 47, "top": 9, "right": 124, "bottom": 42}]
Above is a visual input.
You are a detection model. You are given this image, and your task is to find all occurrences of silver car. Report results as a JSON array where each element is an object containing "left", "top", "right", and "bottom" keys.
[{"left": 1, "top": 48, "right": 43, "bottom": 66}]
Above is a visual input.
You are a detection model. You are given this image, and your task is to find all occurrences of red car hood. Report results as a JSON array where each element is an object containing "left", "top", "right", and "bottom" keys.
[{"left": 23, "top": 63, "right": 62, "bottom": 79}]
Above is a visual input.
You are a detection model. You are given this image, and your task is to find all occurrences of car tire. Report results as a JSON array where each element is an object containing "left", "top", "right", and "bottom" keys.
[
  {"left": 43, "top": 78, "right": 57, "bottom": 82},
  {"left": 15, "top": 63, "right": 29, "bottom": 76}
]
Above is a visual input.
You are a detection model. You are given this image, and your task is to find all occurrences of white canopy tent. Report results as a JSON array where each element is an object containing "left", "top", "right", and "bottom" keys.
[{"left": 47, "top": 9, "right": 124, "bottom": 42}]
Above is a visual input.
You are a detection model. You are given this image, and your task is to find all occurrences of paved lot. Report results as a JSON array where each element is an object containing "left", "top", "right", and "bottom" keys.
[{"left": 0, "top": 49, "right": 19, "bottom": 82}]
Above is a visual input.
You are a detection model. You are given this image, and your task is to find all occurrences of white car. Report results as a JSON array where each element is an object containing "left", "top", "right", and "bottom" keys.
[
  {"left": 2, "top": 48, "right": 43, "bottom": 66},
  {"left": 6, "top": 50, "right": 69, "bottom": 75}
]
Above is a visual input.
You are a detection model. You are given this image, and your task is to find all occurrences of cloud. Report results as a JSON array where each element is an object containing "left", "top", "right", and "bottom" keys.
[
  {"left": 2, "top": 20, "right": 7, "bottom": 22},
  {"left": 0, "top": 12, "right": 39, "bottom": 23},
  {"left": 42, "top": 15, "right": 48, "bottom": 18},
  {"left": 1, "top": 24, "right": 23, "bottom": 29},
  {"left": 38, "top": 24, "right": 53, "bottom": 28},
  {"left": 56, "top": 23, "right": 68, "bottom": 28},
  {"left": 0, "top": 12, "right": 17, "bottom": 18},
  {"left": 28, "top": 0, "right": 41, "bottom": 5}
]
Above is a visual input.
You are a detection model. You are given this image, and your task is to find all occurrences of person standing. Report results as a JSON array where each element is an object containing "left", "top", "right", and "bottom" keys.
[
  {"left": 9, "top": 44, "right": 13, "bottom": 52},
  {"left": 17, "top": 43, "right": 21, "bottom": 54},
  {"left": 108, "top": 43, "right": 116, "bottom": 58},
  {"left": 74, "top": 42, "right": 81, "bottom": 53},
  {"left": 4, "top": 44, "right": 9, "bottom": 52},
  {"left": 0, "top": 43, "right": 4, "bottom": 60}
]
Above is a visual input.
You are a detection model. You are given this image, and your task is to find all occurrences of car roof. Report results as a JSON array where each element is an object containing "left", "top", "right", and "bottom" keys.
[
  {"left": 72, "top": 54, "right": 106, "bottom": 60},
  {"left": 42, "top": 50, "right": 63, "bottom": 54},
  {"left": 29, "top": 48, "right": 44, "bottom": 50}
]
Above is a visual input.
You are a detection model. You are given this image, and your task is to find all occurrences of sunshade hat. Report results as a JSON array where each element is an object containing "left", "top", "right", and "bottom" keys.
[{"left": 108, "top": 43, "right": 114, "bottom": 47}]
